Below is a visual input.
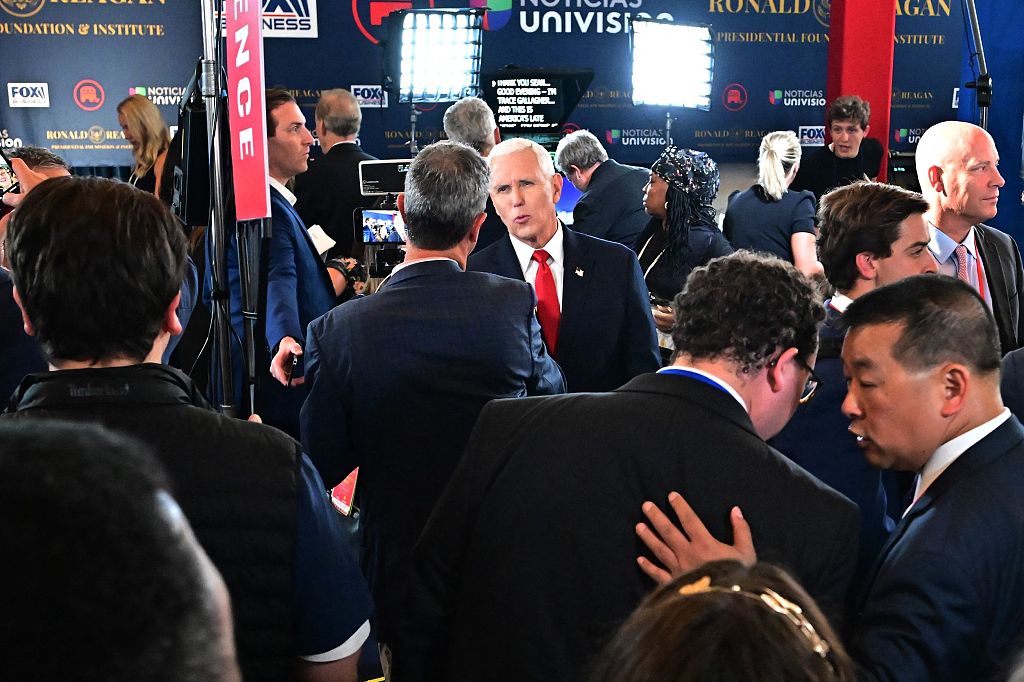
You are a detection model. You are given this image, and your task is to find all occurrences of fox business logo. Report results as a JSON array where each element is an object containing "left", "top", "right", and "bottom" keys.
[
  {"left": 351, "top": 85, "right": 388, "bottom": 108},
  {"left": 219, "top": 0, "right": 318, "bottom": 39},
  {"left": 798, "top": 125, "right": 825, "bottom": 146},
  {"left": 7, "top": 82, "right": 49, "bottom": 108}
]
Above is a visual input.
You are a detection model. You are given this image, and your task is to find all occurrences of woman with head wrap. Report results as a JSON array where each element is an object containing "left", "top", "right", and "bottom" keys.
[
  {"left": 723, "top": 131, "right": 823, "bottom": 277},
  {"left": 636, "top": 147, "right": 733, "bottom": 354}
]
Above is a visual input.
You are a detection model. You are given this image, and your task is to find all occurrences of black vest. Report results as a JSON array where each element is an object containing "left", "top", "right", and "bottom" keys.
[{"left": 5, "top": 364, "right": 300, "bottom": 681}]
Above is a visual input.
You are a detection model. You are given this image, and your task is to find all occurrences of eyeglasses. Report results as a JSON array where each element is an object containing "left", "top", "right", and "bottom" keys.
[{"left": 770, "top": 354, "right": 824, "bottom": 405}]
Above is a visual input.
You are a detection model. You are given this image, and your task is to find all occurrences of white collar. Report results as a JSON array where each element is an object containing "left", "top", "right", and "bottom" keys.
[
  {"left": 391, "top": 257, "right": 459, "bottom": 276},
  {"left": 829, "top": 292, "right": 855, "bottom": 313},
  {"left": 914, "top": 408, "right": 1012, "bottom": 505},
  {"left": 656, "top": 365, "right": 748, "bottom": 412},
  {"left": 509, "top": 221, "right": 564, "bottom": 272},
  {"left": 269, "top": 177, "right": 297, "bottom": 205}
]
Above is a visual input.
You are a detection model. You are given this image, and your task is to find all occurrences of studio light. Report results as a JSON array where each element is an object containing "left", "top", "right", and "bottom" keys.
[
  {"left": 388, "top": 9, "right": 484, "bottom": 104},
  {"left": 630, "top": 19, "right": 714, "bottom": 110}
]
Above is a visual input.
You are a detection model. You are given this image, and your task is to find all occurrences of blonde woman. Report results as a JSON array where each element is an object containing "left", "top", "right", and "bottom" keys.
[
  {"left": 723, "top": 131, "right": 823, "bottom": 278},
  {"left": 117, "top": 94, "right": 170, "bottom": 195}
]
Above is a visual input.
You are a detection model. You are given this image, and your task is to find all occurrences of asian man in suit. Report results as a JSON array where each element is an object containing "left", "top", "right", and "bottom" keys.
[
  {"left": 300, "top": 141, "right": 564, "bottom": 667},
  {"left": 640, "top": 274, "right": 1024, "bottom": 682},
  {"left": 468, "top": 138, "right": 660, "bottom": 392}
]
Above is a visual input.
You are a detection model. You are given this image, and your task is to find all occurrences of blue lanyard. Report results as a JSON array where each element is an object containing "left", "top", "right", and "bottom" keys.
[{"left": 657, "top": 368, "right": 732, "bottom": 398}]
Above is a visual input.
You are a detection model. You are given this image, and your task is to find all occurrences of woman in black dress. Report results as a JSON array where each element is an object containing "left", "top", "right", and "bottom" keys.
[
  {"left": 636, "top": 147, "right": 732, "bottom": 359},
  {"left": 723, "top": 131, "right": 823, "bottom": 277},
  {"left": 116, "top": 94, "right": 170, "bottom": 196}
]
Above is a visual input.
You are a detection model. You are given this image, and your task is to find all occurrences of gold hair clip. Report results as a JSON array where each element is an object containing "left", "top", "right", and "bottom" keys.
[{"left": 677, "top": 576, "right": 831, "bottom": 660}]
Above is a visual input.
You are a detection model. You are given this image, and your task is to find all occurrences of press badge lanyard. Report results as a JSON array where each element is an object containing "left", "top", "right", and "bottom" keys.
[{"left": 657, "top": 367, "right": 732, "bottom": 398}]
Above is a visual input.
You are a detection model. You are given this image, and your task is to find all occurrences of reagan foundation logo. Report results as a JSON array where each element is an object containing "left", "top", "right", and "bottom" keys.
[{"left": 1, "top": 0, "right": 44, "bottom": 18}]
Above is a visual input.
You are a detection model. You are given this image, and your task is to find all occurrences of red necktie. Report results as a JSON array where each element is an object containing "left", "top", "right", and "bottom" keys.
[{"left": 532, "top": 249, "right": 560, "bottom": 355}]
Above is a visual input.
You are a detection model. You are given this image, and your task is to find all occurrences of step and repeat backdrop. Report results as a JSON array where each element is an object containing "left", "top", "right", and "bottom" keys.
[{"left": 0, "top": 0, "right": 964, "bottom": 170}]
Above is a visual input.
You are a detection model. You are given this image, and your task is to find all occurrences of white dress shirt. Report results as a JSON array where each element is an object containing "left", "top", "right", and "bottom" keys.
[
  {"left": 509, "top": 222, "right": 565, "bottom": 310},
  {"left": 269, "top": 176, "right": 297, "bottom": 205}
]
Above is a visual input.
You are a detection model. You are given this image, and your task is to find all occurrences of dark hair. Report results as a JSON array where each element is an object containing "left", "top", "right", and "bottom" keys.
[
  {"left": 266, "top": 87, "right": 296, "bottom": 138},
  {"left": 590, "top": 561, "right": 854, "bottom": 682},
  {"left": 817, "top": 181, "right": 930, "bottom": 292},
  {"left": 826, "top": 95, "right": 870, "bottom": 129},
  {"left": 673, "top": 251, "right": 823, "bottom": 373},
  {"left": 0, "top": 420, "right": 235, "bottom": 680},
  {"left": 845, "top": 273, "right": 1001, "bottom": 371},
  {"left": 10, "top": 145, "right": 71, "bottom": 171},
  {"left": 315, "top": 88, "right": 361, "bottom": 137},
  {"left": 6, "top": 176, "right": 187, "bottom": 363},
  {"left": 403, "top": 141, "right": 490, "bottom": 250}
]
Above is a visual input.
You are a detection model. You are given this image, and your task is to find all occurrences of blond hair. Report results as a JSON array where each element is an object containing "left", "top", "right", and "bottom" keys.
[
  {"left": 117, "top": 94, "right": 170, "bottom": 178},
  {"left": 758, "top": 131, "right": 802, "bottom": 201}
]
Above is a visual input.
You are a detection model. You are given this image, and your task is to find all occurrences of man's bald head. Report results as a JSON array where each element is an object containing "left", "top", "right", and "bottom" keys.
[{"left": 915, "top": 120, "right": 1003, "bottom": 234}]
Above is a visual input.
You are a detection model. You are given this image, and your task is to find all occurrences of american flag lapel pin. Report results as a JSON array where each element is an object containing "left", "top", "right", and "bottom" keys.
[{"left": 575, "top": 267, "right": 584, "bottom": 277}]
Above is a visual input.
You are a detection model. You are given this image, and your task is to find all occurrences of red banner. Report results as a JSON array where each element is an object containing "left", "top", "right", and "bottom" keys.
[{"left": 225, "top": 0, "right": 270, "bottom": 221}]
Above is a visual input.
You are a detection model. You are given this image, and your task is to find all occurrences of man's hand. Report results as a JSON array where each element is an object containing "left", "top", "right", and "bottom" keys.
[
  {"left": 2, "top": 158, "right": 49, "bottom": 210},
  {"left": 635, "top": 491, "right": 756, "bottom": 585},
  {"left": 652, "top": 305, "right": 674, "bottom": 333},
  {"left": 270, "top": 336, "right": 304, "bottom": 387}
]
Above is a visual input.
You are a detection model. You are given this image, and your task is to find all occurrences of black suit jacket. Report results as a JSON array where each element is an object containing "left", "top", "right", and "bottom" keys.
[
  {"left": 468, "top": 228, "right": 660, "bottom": 392},
  {"left": 975, "top": 223, "right": 1024, "bottom": 355},
  {"left": 294, "top": 141, "right": 377, "bottom": 258},
  {"left": 571, "top": 159, "right": 651, "bottom": 249},
  {"left": 300, "top": 259, "right": 564, "bottom": 640},
  {"left": 396, "top": 373, "right": 860, "bottom": 682},
  {"left": 850, "top": 416, "right": 1024, "bottom": 681}
]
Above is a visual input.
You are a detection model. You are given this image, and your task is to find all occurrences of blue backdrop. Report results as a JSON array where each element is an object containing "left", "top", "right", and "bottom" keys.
[{"left": 0, "top": 0, "right": 1017, "bottom": 238}]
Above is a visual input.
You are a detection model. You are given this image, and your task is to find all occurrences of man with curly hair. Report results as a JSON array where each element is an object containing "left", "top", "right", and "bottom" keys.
[{"left": 394, "top": 251, "right": 858, "bottom": 682}]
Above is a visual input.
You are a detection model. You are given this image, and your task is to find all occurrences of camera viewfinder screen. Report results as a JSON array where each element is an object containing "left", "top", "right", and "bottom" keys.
[{"left": 362, "top": 209, "right": 407, "bottom": 244}]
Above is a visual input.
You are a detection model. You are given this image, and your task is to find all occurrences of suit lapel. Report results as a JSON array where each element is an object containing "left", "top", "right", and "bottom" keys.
[
  {"left": 857, "top": 416, "right": 1024, "bottom": 610},
  {"left": 557, "top": 228, "right": 595, "bottom": 356},
  {"left": 975, "top": 225, "right": 1013, "bottom": 350},
  {"left": 271, "top": 187, "right": 333, "bottom": 292}
]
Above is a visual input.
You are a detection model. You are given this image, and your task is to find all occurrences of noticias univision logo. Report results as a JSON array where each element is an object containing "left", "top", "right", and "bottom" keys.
[
  {"left": 470, "top": 0, "right": 512, "bottom": 30},
  {"left": 605, "top": 129, "right": 621, "bottom": 145},
  {"left": 769, "top": 89, "right": 783, "bottom": 106},
  {"left": 894, "top": 127, "right": 924, "bottom": 144}
]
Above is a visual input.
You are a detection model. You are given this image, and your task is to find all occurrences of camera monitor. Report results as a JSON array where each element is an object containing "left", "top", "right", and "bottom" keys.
[
  {"left": 359, "top": 159, "right": 413, "bottom": 196},
  {"left": 361, "top": 208, "right": 407, "bottom": 245}
]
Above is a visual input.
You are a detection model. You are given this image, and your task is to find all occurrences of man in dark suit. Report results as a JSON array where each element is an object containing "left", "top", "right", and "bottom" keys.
[
  {"left": 300, "top": 141, "right": 564, "bottom": 659},
  {"left": 469, "top": 138, "right": 660, "bottom": 392},
  {"left": 771, "top": 181, "right": 938, "bottom": 585},
  {"left": 395, "top": 252, "right": 859, "bottom": 682},
  {"left": 223, "top": 89, "right": 350, "bottom": 437},
  {"left": 918, "top": 120, "right": 1024, "bottom": 355},
  {"left": 441, "top": 96, "right": 507, "bottom": 253},
  {"left": 294, "top": 88, "right": 377, "bottom": 259},
  {"left": 555, "top": 129, "right": 650, "bottom": 249},
  {"left": 641, "top": 274, "right": 1024, "bottom": 682}
]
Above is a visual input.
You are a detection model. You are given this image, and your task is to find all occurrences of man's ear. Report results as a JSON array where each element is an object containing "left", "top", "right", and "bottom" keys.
[
  {"left": 11, "top": 286, "right": 35, "bottom": 337},
  {"left": 767, "top": 346, "right": 801, "bottom": 394},
  {"left": 855, "top": 252, "right": 878, "bottom": 281},
  {"left": 467, "top": 211, "right": 486, "bottom": 245},
  {"left": 927, "top": 165, "right": 945, "bottom": 196},
  {"left": 493, "top": 128, "right": 501, "bottom": 146},
  {"left": 938, "top": 363, "right": 970, "bottom": 418},
  {"left": 551, "top": 172, "right": 563, "bottom": 204},
  {"left": 164, "top": 292, "right": 183, "bottom": 337},
  {"left": 397, "top": 193, "right": 406, "bottom": 221},
  {"left": 862, "top": 124, "right": 870, "bottom": 137}
]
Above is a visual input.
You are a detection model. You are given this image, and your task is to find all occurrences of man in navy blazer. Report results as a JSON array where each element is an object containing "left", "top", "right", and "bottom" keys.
[
  {"left": 642, "top": 275, "right": 1024, "bottom": 681},
  {"left": 223, "top": 89, "right": 348, "bottom": 436},
  {"left": 294, "top": 88, "right": 377, "bottom": 259},
  {"left": 554, "top": 129, "right": 650, "bottom": 249},
  {"left": 469, "top": 138, "right": 660, "bottom": 393},
  {"left": 300, "top": 141, "right": 564, "bottom": 654}
]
